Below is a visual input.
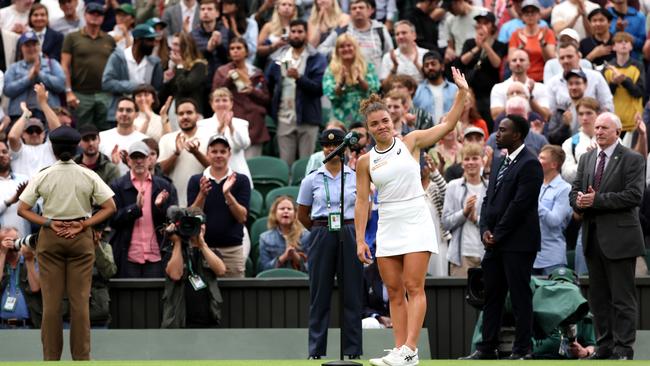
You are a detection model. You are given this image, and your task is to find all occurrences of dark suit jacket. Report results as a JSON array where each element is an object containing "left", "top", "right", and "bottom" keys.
[
  {"left": 569, "top": 143, "right": 645, "bottom": 260},
  {"left": 362, "top": 262, "right": 389, "bottom": 319},
  {"left": 161, "top": 3, "right": 201, "bottom": 37},
  {"left": 480, "top": 145, "right": 543, "bottom": 252},
  {"left": 42, "top": 27, "right": 63, "bottom": 62}
]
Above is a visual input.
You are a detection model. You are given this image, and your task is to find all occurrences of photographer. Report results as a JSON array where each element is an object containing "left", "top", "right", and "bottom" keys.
[
  {"left": 161, "top": 207, "right": 226, "bottom": 329},
  {"left": 0, "top": 227, "right": 42, "bottom": 329}
]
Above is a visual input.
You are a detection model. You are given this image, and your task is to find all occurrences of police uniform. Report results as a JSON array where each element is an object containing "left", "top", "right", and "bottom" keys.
[
  {"left": 19, "top": 126, "right": 114, "bottom": 361},
  {"left": 297, "top": 129, "right": 363, "bottom": 358}
]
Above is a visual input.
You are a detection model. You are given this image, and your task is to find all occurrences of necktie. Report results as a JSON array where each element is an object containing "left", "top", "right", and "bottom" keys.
[
  {"left": 495, "top": 156, "right": 511, "bottom": 189},
  {"left": 593, "top": 151, "right": 606, "bottom": 191}
]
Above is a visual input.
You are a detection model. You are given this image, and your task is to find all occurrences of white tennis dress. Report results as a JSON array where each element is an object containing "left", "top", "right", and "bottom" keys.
[{"left": 369, "top": 138, "right": 439, "bottom": 257}]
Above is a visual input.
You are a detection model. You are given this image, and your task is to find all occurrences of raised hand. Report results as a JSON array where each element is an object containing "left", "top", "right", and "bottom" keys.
[
  {"left": 34, "top": 83, "right": 48, "bottom": 105},
  {"left": 451, "top": 66, "right": 469, "bottom": 91}
]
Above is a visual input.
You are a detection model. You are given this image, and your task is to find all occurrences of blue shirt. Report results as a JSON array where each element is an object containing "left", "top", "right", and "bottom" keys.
[
  {"left": 1, "top": 257, "right": 30, "bottom": 320},
  {"left": 534, "top": 174, "right": 572, "bottom": 269},
  {"left": 608, "top": 6, "right": 646, "bottom": 59},
  {"left": 3, "top": 56, "right": 66, "bottom": 117},
  {"left": 297, "top": 165, "right": 357, "bottom": 220},
  {"left": 497, "top": 19, "right": 549, "bottom": 44},
  {"left": 412, "top": 79, "right": 457, "bottom": 122}
]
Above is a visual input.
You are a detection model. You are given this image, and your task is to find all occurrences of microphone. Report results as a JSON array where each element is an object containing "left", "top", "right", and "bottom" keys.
[{"left": 322, "top": 131, "right": 359, "bottom": 164}]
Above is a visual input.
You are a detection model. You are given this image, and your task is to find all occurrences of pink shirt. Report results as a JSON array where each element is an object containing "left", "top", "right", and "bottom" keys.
[{"left": 127, "top": 173, "right": 161, "bottom": 264}]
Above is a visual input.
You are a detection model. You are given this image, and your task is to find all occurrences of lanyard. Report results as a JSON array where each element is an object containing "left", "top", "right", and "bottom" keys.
[
  {"left": 186, "top": 251, "right": 196, "bottom": 277},
  {"left": 5, "top": 262, "right": 20, "bottom": 296},
  {"left": 323, "top": 175, "right": 331, "bottom": 210}
]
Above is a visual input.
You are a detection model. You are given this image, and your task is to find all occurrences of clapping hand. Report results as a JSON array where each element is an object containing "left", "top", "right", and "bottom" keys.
[
  {"left": 222, "top": 174, "right": 236, "bottom": 194},
  {"left": 198, "top": 176, "right": 212, "bottom": 196},
  {"left": 576, "top": 186, "right": 595, "bottom": 208},
  {"left": 155, "top": 189, "right": 170, "bottom": 208}
]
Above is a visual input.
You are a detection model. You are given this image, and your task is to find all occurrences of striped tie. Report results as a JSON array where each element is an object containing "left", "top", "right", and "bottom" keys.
[{"left": 495, "top": 156, "right": 511, "bottom": 189}]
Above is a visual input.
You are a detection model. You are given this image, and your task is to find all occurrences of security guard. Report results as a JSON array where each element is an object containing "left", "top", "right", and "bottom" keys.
[
  {"left": 296, "top": 129, "right": 363, "bottom": 359},
  {"left": 17, "top": 126, "right": 116, "bottom": 361}
]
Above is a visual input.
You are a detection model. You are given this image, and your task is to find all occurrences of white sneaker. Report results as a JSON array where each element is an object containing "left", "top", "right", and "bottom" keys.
[
  {"left": 369, "top": 348, "right": 398, "bottom": 366},
  {"left": 382, "top": 345, "right": 419, "bottom": 366}
]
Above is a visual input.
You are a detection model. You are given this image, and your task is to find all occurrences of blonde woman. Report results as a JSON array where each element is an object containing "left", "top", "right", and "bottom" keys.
[
  {"left": 161, "top": 32, "right": 208, "bottom": 114},
  {"left": 256, "top": 0, "right": 297, "bottom": 58},
  {"left": 258, "top": 196, "right": 309, "bottom": 272},
  {"left": 307, "top": 0, "right": 350, "bottom": 47},
  {"left": 322, "top": 34, "right": 379, "bottom": 126}
]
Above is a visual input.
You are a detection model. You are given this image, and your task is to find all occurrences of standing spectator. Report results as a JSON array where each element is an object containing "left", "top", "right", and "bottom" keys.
[
  {"left": 442, "top": 0, "right": 484, "bottom": 66},
  {"left": 581, "top": 8, "right": 615, "bottom": 67},
  {"left": 61, "top": 3, "right": 116, "bottom": 131},
  {"left": 0, "top": 141, "right": 30, "bottom": 237},
  {"left": 608, "top": 0, "right": 646, "bottom": 60},
  {"left": 86, "top": 221, "right": 116, "bottom": 327},
  {"left": 188, "top": 135, "right": 251, "bottom": 278},
  {"left": 192, "top": 0, "right": 228, "bottom": 106},
  {"left": 550, "top": 0, "right": 599, "bottom": 39},
  {"left": 534, "top": 145, "right": 573, "bottom": 275},
  {"left": 569, "top": 112, "right": 645, "bottom": 360},
  {"left": 258, "top": 195, "right": 309, "bottom": 272},
  {"left": 4, "top": 32, "right": 66, "bottom": 122},
  {"left": 8, "top": 109, "right": 60, "bottom": 179},
  {"left": 219, "top": 0, "right": 258, "bottom": 62},
  {"left": 442, "top": 143, "right": 487, "bottom": 277},
  {"left": 421, "top": 153, "right": 450, "bottom": 277},
  {"left": 413, "top": 51, "right": 458, "bottom": 125},
  {"left": 459, "top": 10, "right": 507, "bottom": 128},
  {"left": 213, "top": 37, "right": 270, "bottom": 158},
  {"left": 430, "top": 128, "right": 463, "bottom": 176},
  {"left": 547, "top": 69, "right": 589, "bottom": 145},
  {"left": 385, "top": 90, "right": 414, "bottom": 136},
  {"left": 110, "top": 140, "right": 178, "bottom": 278},
  {"left": 133, "top": 84, "right": 171, "bottom": 142},
  {"left": 256, "top": 0, "right": 296, "bottom": 63},
  {"left": 197, "top": 88, "right": 252, "bottom": 184},
  {"left": 147, "top": 17, "right": 171, "bottom": 71},
  {"left": 543, "top": 29, "right": 594, "bottom": 83},
  {"left": 158, "top": 99, "right": 210, "bottom": 207},
  {"left": 379, "top": 20, "right": 428, "bottom": 83},
  {"left": 108, "top": 4, "right": 135, "bottom": 50},
  {"left": 406, "top": 0, "right": 442, "bottom": 52},
  {"left": 266, "top": 20, "right": 327, "bottom": 165},
  {"left": 134, "top": 0, "right": 160, "bottom": 24},
  {"left": 507, "top": 0, "right": 556, "bottom": 82},
  {"left": 161, "top": 0, "right": 200, "bottom": 36},
  {"left": 561, "top": 97, "right": 600, "bottom": 184},
  {"left": 160, "top": 33, "right": 208, "bottom": 115},
  {"left": 102, "top": 24, "right": 162, "bottom": 125},
  {"left": 98, "top": 97, "right": 148, "bottom": 175},
  {"left": 0, "top": 0, "right": 34, "bottom": 35},
  {"left": 496, "top": 0, "right": 551, "bottom": 45},
  {"left": 28, "top": 4, "right": 65, "bottom": 62},
  {"left": 306, "top": 0, "right": 350, "bottom": 48},
  {"left": 50, "top": 0, "right": 85, "bottom": 36},
  {"left": 456, "top": 90, "right": 489, "bottom": 138},
  {"left": 383, "top": 74, "right": 435, "bottom": 130},
  {"left": 74, "top": 125, "right": 121, "bottom": 185},
  {"left": 487, "top": 96, "right": 550, "bottom": 156},
  {"left": 318, "top": 0, "right": 393, "bottom": 75},
  {"left": 603, "top": 32, "right": 645, "bottom": 135}
]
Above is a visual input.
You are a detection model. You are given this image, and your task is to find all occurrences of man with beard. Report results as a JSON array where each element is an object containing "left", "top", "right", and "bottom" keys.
[
  {"left": 98, "top": 97, "right": 148, "bottom": 175},
  {"left": 266, "top": 19, "right": 327, "bottom": 167},
  {"left": 102, "top": 24, "right": 162, "bottom": 125},
  {"left": 413, "top": 51, "right": 457, "bottom": 125},
  {"left": 0, "top": 140, "right": 30, "bottom": 237},
  {"left": 73, "top": 125, "right": 121, "bottom": 185},
  {"left": 158, "top": 98, "right": 210, "bottom": 206}
]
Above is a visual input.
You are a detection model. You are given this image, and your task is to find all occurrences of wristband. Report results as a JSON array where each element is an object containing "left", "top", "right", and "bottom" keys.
[{"left": 43, "top": 218, "right": 52, "bottom": 228}]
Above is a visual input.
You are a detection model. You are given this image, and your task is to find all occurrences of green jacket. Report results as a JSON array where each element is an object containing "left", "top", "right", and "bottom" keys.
[
  {"left": 1, "top": 257, "right": 42, "bottom": 328},
  {"left": 73, "top": 153, "right": 121, "bottom": 185}
]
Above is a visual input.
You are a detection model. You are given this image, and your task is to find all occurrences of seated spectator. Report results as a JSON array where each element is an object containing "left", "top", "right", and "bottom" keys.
[
  {"left": 487, "top": 96, "right": 549, "bottom": 156},
  {"left": 74, "top": 125, "right": 121, "bottom": 185},
  {"left": 108, "top": 4, "right": 135, "bottom": 50},
  {"left": 197, "top": 88, "right": 252, "bottom": 184},
  {"left": 256, "top": 0, "right": 296, "bottom": 65},
  {"left": 361, "top": 261, "right": 391, "bottom": 329},
  {"left": 160, "top": 32, "right": 208, "bottom": 116},
  {"left": 102, "top": 24, "right": 163, "bottom": 125},
  {"left": 413, "top": 51, "right": 457, "bottom": 125},
  {"left": 550, "top": 0, "right": 599, "bottom": 39},
  {"left": 581, "top": 8, "right": 615, "bottom": 68},
  {"left": 0, "top": 140, "right": 30, "bottom": 237},
  {"left": 607, "top": 0, "right": 645, "bottom": 59},
  {"left": 4, "top": 32, "right": 65, "bottom": 122},
  {"left": 379, "top": 20, "right": 428, "bottom": 83},
  {"left": 258, "top": 195, "right": 309, "bottom": 273},
  {"left": 0, "top": 0, "right": 32, "bottom": 35},
  {"left": 534, "top": 145, "right": 573, "bottom": 276},
  {"left": 98, "top": 97, "right": 148, "bottom": 175},
  {"left": 50, "top": 0, "right": 84, "bottom": 36},
  {"left": 421, "top": 153, "right": 450, "bottom": 277},
  {"left": 0, "top": 227, "right": 41, "bottom": 329},
  {"left": 307, "top": 0, "right": 350, "bottom": 48},
  {"left": 28, "top": 4, "right": 64, "bottom": 62},
  {"left": 161, "top": 0, "right": 200, "bottom": 38},
  {"left": 133, "top": 84, "right": 171, "bottom": 142},
  {"left": 162, "top": 206, "right": 226, "bottom": 328},
  {"left": 212, "top": 37, "right": 269, "bottom": 159},
  {"left": 442, "top": 143, "right": 487, "bottom": 277},
  {"left": 188, "top": 135, "right": 251, "bottom": 278},
  {"left": 603, "top": 32, "right": 645, "bottom": 137},
  {"left": 218, "top": 0, "right": 258, "bottom": 63},
  {"left": 442, "top": 0, "right": 484, "bottom": 66},
  {"left": 86, "top": 221, "right": 117, "bottom": 327},
  {"left": 507, "top": 0, "right": 556, "bottom": 82},
  {"left": 456, "top": 90, "right": 489, "bottom": 138},
  {"left": 323, "top": 34, "right": 380, "bottom": 127},
  {"left": 543, "top": 30, "right": 594, "bottom": 83},
  {"left": 384, "top": 74, "right": 435, "bottom": 130},
  {"left": 443, "top": 126, "right": 494, "bottom": 181},
  {"left": 385, "top": 90, "right": 414, "bottom": 136},
  {"left": 110, "top": 140, "right": 178, "bottom": 278}
]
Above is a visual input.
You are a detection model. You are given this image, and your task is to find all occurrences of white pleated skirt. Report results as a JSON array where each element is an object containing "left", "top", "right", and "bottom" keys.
[{"left": 375, "top": 196, "right": 439, "bottom": 257}]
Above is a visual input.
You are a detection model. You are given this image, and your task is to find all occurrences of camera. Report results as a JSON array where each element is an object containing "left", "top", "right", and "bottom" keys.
[
  {"left": 12, "top": 233, "right": 38, "bottom": 251},
  {"left": 166, "top": 206, "right": 204, "bottom": 240}
]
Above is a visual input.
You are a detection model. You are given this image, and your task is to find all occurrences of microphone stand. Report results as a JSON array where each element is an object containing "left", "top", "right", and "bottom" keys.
[{"left": 322, "top": 148, "right": 361, "bottom": 366}]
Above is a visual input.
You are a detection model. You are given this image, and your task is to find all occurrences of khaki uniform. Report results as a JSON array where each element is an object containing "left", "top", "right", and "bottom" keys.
[{"left": 20, "top": 160, "right": 114, "bottom": 361}]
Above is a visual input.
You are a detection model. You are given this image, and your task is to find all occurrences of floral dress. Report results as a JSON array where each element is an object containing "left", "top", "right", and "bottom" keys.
[{"left": 322, "top": 62, "right": 380, "bottom": 126}]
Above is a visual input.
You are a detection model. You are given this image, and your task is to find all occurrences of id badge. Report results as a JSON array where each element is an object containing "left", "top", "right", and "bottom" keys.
[
  {"left": 188, "top": 275, "right": 207, "bottom": 291},
  {"left": 328, "top": 212, "right": 341, "bottom": 232},
  {"left": 3, "top": 296, "right": 17, "bottom": 312}
]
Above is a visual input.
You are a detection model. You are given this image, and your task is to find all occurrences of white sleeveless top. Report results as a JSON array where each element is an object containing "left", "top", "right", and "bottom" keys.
[{"left": 369, "top": 138, "right": 425, "bottom": 204}]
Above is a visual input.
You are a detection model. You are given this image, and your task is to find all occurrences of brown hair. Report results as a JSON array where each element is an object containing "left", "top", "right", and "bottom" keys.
[
  {"left": 174, "top": 32, "right": 207, "bottom": 69},
  {"left": 613, "top": 31, "right": 634, "bottom": 44},
  {"left": 360, "top": 94, "right": 389, "bottom": 123},
  {"left": 461, "top": 142, "right": 484, "bottom": 159},
  {"left": 575, "top": 97, "right": 601, "bottom": 113},
  {"left": 383, "top": 74, "right": 418, "bottom": 95},
  {"left": 540, "top": 144, "right": 565, "bottom": 171},
  {"left": 385, "top": 89, "right": 410, "bottom": 106},
  {"left": 28, "top": 3, "right": 48, "bottom": 29},
  {"left": 267, "top": 196, "right": 305, "bottom": 249}
]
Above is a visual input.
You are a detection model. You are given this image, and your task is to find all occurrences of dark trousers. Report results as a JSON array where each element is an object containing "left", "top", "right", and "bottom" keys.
[
  {"left": 586, "top": 226, "right": 637, "bottom": 357},
  {"left": 477, "top": 249, "right": 536, "bottom": 355},
  {"left": 307, "top": 225, "right": 363, "bottom": 357},
  {"left": 121, "top": 260, "right": 164, "bottom": 278},
  {"left": 37, "top": 227, "right": 95, "bottom": 361}
]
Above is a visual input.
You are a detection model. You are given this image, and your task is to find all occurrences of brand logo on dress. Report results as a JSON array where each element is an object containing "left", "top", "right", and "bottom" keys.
[{"left": 397, "top": 148, "right": 401, "bottom": 155}]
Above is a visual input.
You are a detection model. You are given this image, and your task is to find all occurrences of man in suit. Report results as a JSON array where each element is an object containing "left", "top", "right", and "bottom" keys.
[
  {"left": 569, "top": 112, "right": 645, "bottom": 360},
  {"left": 461, "top": 114, "right": 543, "bottom": 360},
  {"left": 161, "top": 0, "right": 200, "bottom": 39}
]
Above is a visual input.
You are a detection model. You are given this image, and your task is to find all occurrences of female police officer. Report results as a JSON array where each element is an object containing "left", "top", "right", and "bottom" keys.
[
  {"left": 297, "top": 128, "right": 363, "bottom": 360},
  {"left": 17, "top": 126, "right": 116, "bottom": 361}
]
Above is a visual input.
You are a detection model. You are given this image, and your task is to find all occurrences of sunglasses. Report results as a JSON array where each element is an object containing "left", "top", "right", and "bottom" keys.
[{"left": 25, "top": 127, "right": 43, "bottom": 135}]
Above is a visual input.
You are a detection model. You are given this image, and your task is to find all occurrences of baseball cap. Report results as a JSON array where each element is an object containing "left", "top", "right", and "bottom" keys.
[
  {"left": 128, "top": 140, "right": 150, "bottom": 157},
  {"left": 548, "top": 267, "right": 578, "bottom": 284},
  {"left": 131, "top": 24, "right": 157, "bottom": 39},
  {"left": 18, "top": 31, "right": 39, "bottom": 46},
  {"left": 520, "top": 0, "right": 540, "bottom": 11},
  {"left": 85, "top": 2, "right": 105, "bottom": 15},
  {"left": 208, "top": 134, "right": 231, "bottom": 148},
  {"left": 78, "top": 125, "right": 99, "bottom": 138},
  {"left": 474, "top": 10, "right": 496, "bottom": 24},
  {"left": 145, "top": 17, "right": 167, "bottom": 29},
  {"left": 319, "top": 129, "right": 345, "bottom": 145},
  {"left": 559, "top": 28, "right": 580, "bottom": 43},
  {"left": 464, "top": 126, "right": 485, "bottom": 138},
  {"left": 115, "top": 3, "right": 135, "bottom": 16},
  {"left": 564, "top": 68, "right": 587, "bottom": 82},
  {"left": 23, "top": 118, "right": 44, "bottom": 132}
]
